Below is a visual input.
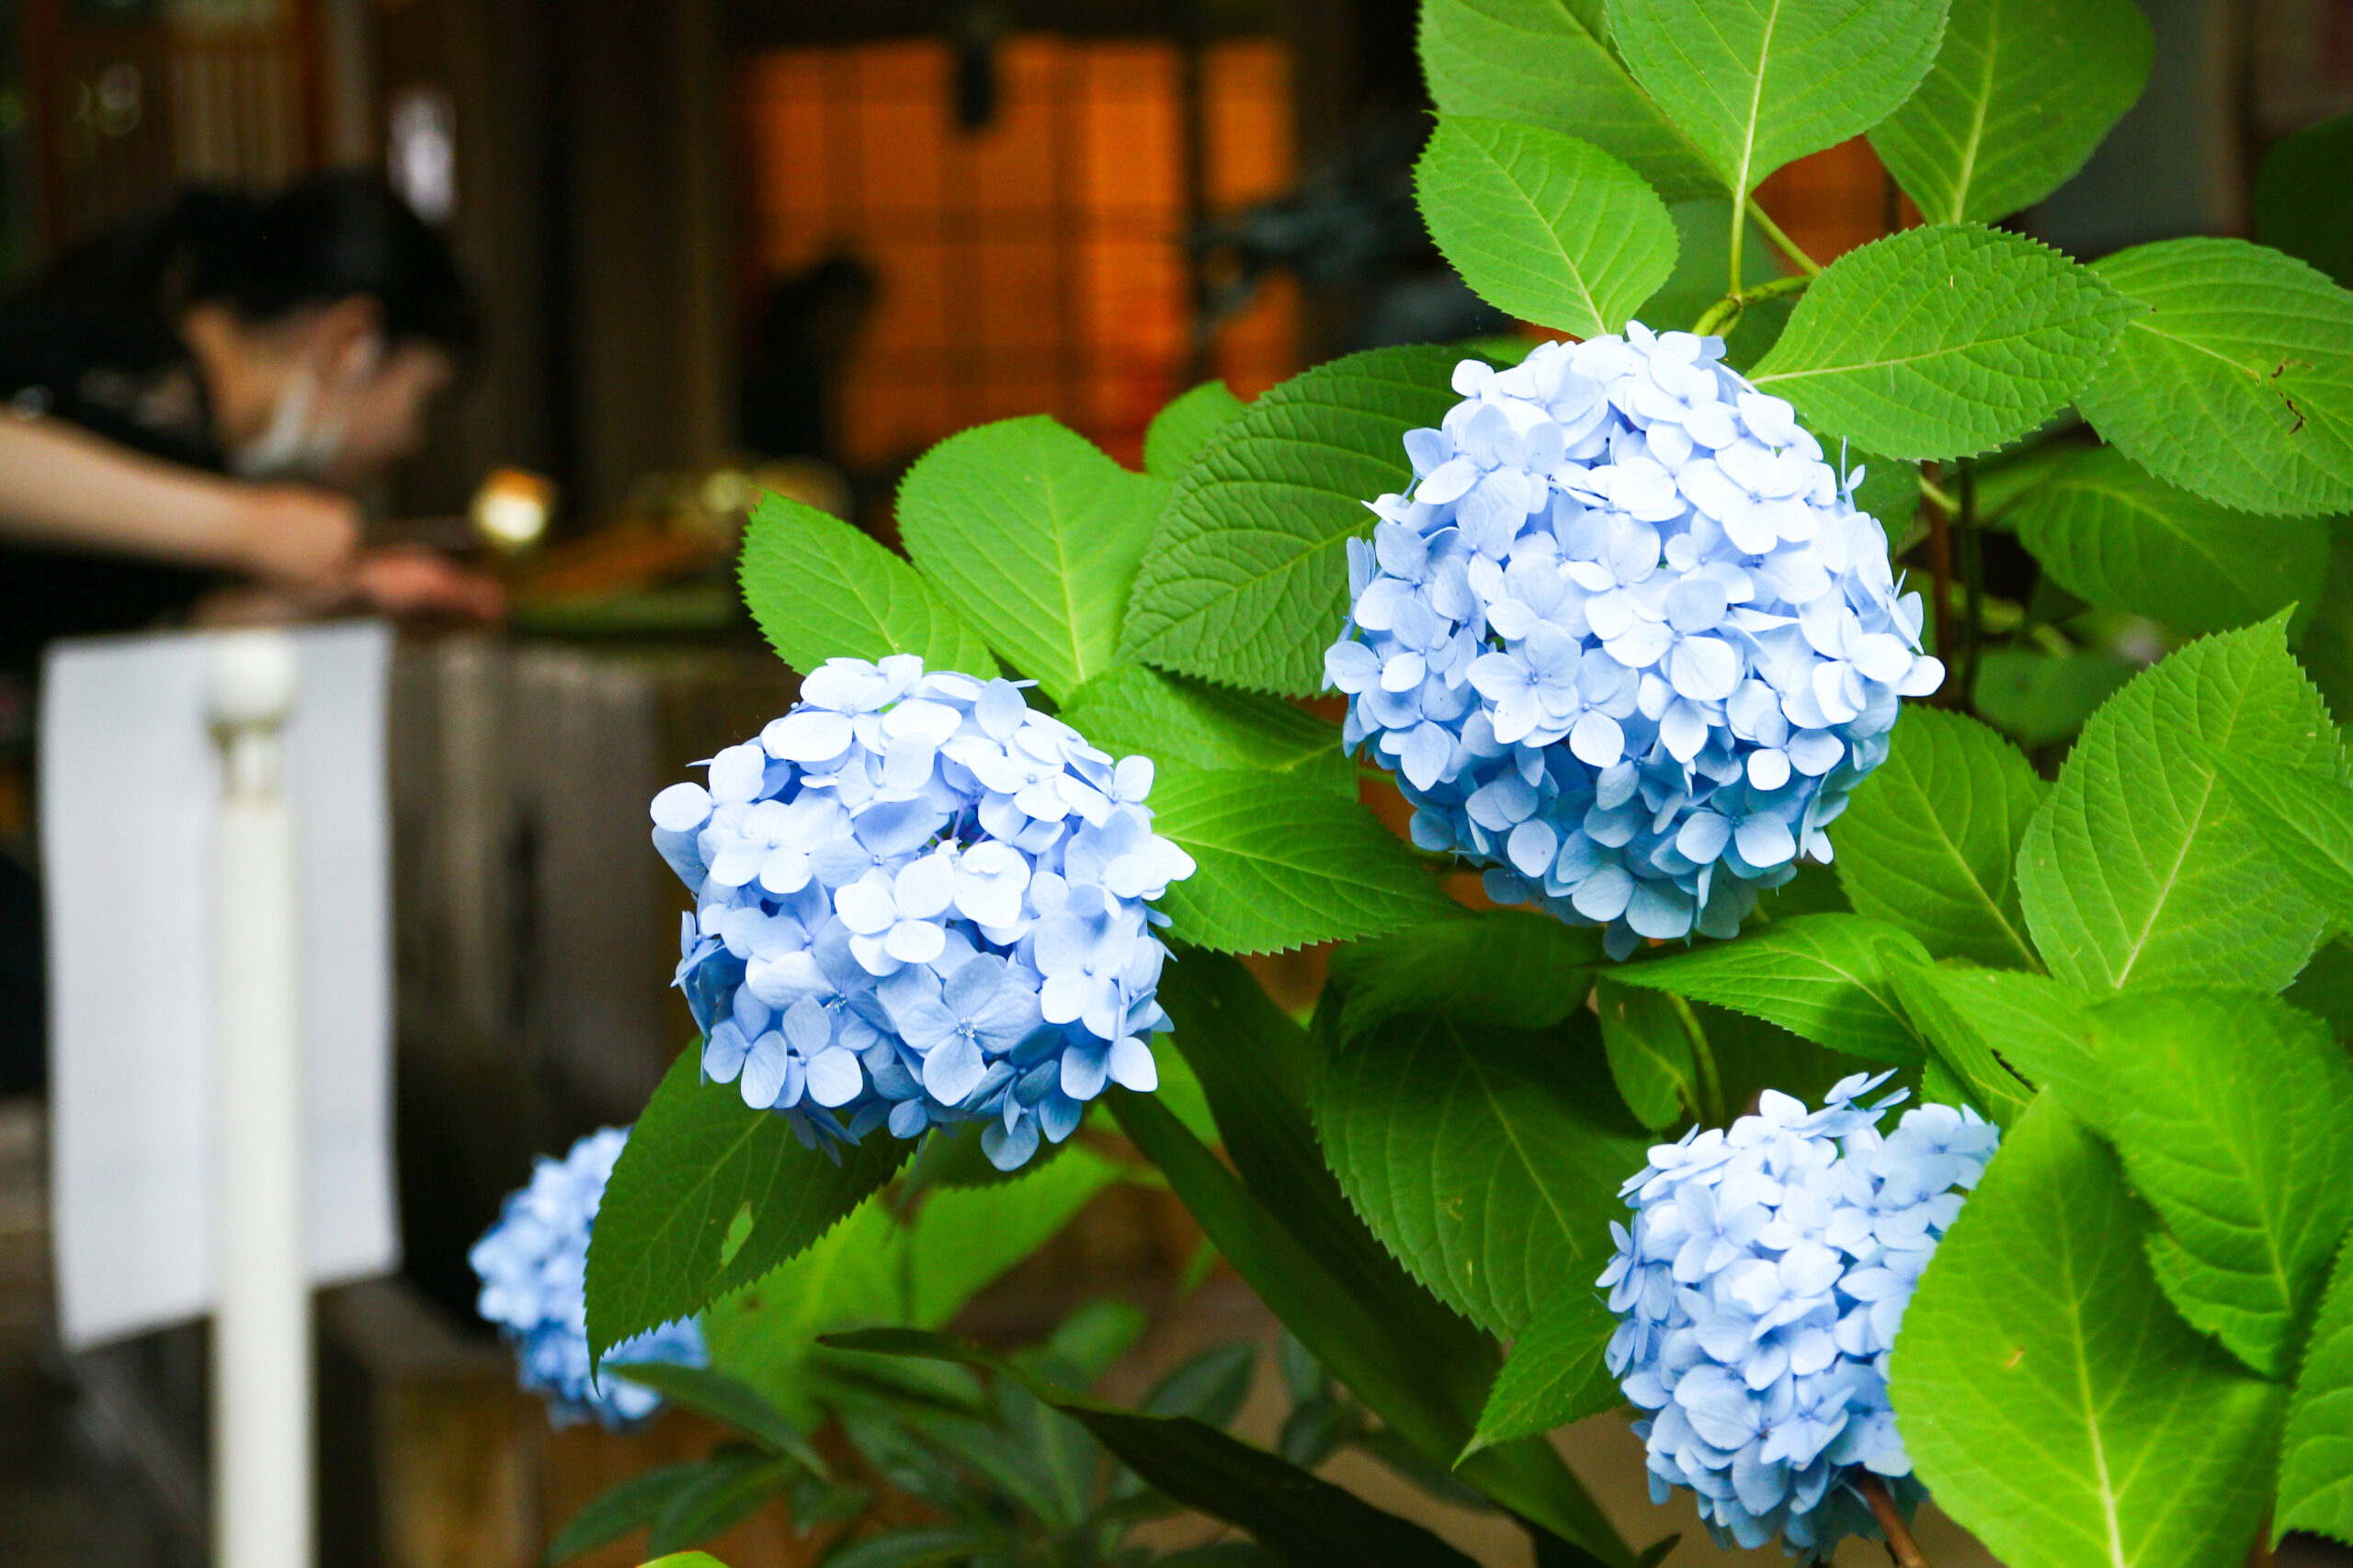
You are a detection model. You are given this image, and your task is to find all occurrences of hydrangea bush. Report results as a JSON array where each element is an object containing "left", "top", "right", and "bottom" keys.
[
  {"left": 552, "top": 1, "right": 2353, "bottom": 1562},
  {"left": 646, "top": 655, "right": 1191, "bottom": 1171},
  {"left": 471, "top": 1127, "right": 704, "bottom": 1427},
  {"left": 1327, "top": 330, "right": 1941, "bottom": 955}
]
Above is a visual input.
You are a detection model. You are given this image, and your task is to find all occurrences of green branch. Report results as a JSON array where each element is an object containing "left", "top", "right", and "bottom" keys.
[{"left": 1745, "top": 199, "right": 1823, "bottom": 277}]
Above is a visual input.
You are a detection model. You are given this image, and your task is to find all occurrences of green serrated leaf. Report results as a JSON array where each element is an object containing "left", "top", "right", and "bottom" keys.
[
  {"left": 1146, "top": 765, "right": 1456, "bottom": 953},
  {"left": 2279, "top": 1233, "right": 2353, "bottom": 1542},
  {"left": 1972, "top": 646, "right": 2136, "bottom": 749},
  {"left": 823, "top": 1327, "right": 1482, "bottom": 1568},
  {"left": 1059, "top": 665, "right": 1348, "bottom": 791},
  {"left": 2217, "top": 754, "right": 2353, "bottom": 924},
  {"left": 1868, "top": 0, "right": 2151, "bottom": 223},
  {"left": 1594, "top": 978, "right": 1698, "bottom": 1129},
  {"left": 1419, "top": 0, "right": 1719, "bottom": 201},
  {"left": 1415, "top": 117, "right": 1678, "bottom": 337},
  {"left": 1880, "top": 960, "right": 2038, "bottom": 1125},
  {"left": 1609, "top": 0, "right": 1948, "bottom": 197},
  {"left": 738, "top": 494, "right": 996, "bottom": 678},
  {"left": 648, "top": 1450, "right": 796, "bottom": 1557},
  {"left": 1147, "top": 381, "right": 1250, "bottom": 479},
  {"left": 1893, "top": 1096, "right": 2286, "bottom": 1568},
  {"left": 2256, "top": 110, "right": 2353, "bottom": 290},
  {"left": 1119, "top": 346, "right": 1461, "bottom": 695},
  {"left": 1325, "top": 911, "right": 1605, "bottom": 1043},
  {"left": 546, "top": 1463, "right": 705, "bottom": 1565},
  {"left": 2012, "top": 445, "right": 2332, "bottom": 635},
  {"left": 1610, "top": 914, "right": 1929, "bottom": 1062},
  {"left": 2079, "top": 987, "right": 2353, "bottom": 1380},
  {"left": 584, "top": 1050, "right": 911, "bottom": 1361},
  {"left": 1750, "top": 224, "right": 2133, "bottom": 460},
  {"left": 895, "top": 416, "right": 1168, "bottom": 701},
  {"left": 2016, "top": 617, "right": 2345, "bottom": 993},
  {"left": 1898, "top": 964, "right": 2098, "bottom": 1116},
  {"left": 606, "top": 1363, "right": 827, "bottom": 1472},
  {"left": 1833, "top": 709, "right": 2046, "bottom": 968},
  {"left": 1462, "top": 1287, "right": 1623, "bottom": 1460},
  {"left": 2076, "top": 237, "right": 2353, "bottom": 516},
  {"left": 1313, "top": 1006, "right": 1648, "bottom": 1336},
  {"left": 702, "top": 1146, "right": 1122, "bottom": 1426}
]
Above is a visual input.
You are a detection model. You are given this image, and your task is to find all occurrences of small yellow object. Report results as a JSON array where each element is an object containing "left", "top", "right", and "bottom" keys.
[
  {"left": 637, "top": 1555, "right": 731, "bottom": 1568},
  {"left": 471, "top": 467, "right": 559, "bottom": 553}
]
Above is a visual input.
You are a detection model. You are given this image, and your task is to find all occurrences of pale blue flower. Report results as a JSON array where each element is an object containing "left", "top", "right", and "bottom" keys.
[
  {"left": 651, "top": 657, "right": 1195, "bottom": 1169},
  {"left": 1595, "top": 1074, "right": 1998, "bottom": 1556},
  {"left": 1327, "top": 325, "right": 1942, "bottom": 958},
  {"left": 471, "top": 1126, "right": 706, "bottom": 1429}
]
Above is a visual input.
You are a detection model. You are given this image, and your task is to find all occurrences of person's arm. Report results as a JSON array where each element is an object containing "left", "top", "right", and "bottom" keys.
[{"left": 0, "top": 413, "right": 358, "bottom": 584}]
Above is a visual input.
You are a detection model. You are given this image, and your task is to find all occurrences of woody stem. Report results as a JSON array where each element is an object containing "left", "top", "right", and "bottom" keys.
[{"left": 1857, "top": 1473, "right": 1931, "bottom": 1568}]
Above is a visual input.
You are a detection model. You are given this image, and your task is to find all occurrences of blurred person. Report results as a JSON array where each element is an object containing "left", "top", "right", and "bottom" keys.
[{"left": 0, "top": 172, "right": 502, "bottom": 1094}]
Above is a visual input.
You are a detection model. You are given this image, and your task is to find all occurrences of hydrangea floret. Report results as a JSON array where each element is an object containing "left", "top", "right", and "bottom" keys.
[
  {"left": 1597, "top": 1073, "right": 1999, "bottom": 1555},
  {"left": 648, "top": 654, "right": 1195, "bottom": 1171},
  {"left": 471, "top": 1126, "right": 705, "bottom": 1428},
  {"left": 1324, "top": 326, "right": 1944, "bottom": 957}
]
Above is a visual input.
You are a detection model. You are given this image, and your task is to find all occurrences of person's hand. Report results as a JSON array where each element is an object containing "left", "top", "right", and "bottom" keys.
[
  {"left": 349, "top": 544, "right": 507, "bottom": 621},
  {"left": 224, "top": 484, "right": 364, "bottom": 587}
]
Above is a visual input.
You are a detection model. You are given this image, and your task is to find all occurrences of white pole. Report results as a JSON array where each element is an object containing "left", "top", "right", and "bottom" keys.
[{"left": 208, "top": 631, "right": 311, "bottom": 1568}]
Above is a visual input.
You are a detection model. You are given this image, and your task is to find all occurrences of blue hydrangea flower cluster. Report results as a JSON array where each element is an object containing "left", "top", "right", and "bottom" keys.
[
  {"left": 1324, "top": 326, "right": 1944, "bottom": 958},
  {"left": 649, "top": 654, "right": 1195, "bottom": 1171},
  {"left": 471, "top": 1126, "right": 705, "bottom": 1428},
  {"left": 1597, "top": 1073, "right": 1999, "bottom": 1555}
]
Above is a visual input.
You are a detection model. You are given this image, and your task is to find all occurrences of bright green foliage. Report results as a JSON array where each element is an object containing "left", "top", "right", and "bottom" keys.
[
  {"left": 1833, "top": 708, "right": 2046, "bottom": 968},
  {"left": 1418, "top": 0, "right": 1718, "bottom": 200},
  {"left": 1057, "top": 665, "right": 1349, "bottom": 793},
  {"left": 1324, "top": 911, "right": 1604, "bottom": 1041},
  {"left": 1143, "top": 765, "right": 1456, "bottom": 953},
  {"left": 1881, "top": 960, "right": 2038, "bottom": 1124},
  {"left": 1893, "top": 1098, "right": 2288, "bottom": 1568},
  {"left": 2256, "top": 110, "right": 2353, "bottom": 290},
  {"left": 1643, "top": 198, "right": 1797, "bottom": 364},
  {"left": 1868, "top": 0, "right": 2151, "bottom": 223},
  {"left": 1145, "top": 381, "right": 1249, "bottom": 479},
  {"left": 1608, "top": 0, "right": 1949, "bottom": 197},
  {"left": 1415, "top": 117, "right": 1679, "bottom": 337},
  {"left": 823, "top": 1328, "right": 1482, "bottom": 1568},
  {"left": 1462, "top": 1287, "right": 1623, "bottom": 1460},
  {"left": 699, "top": 1148, "right": 1124, "bottom": 1424},
  {"left": 2279, "top": 1236, "right": 2353, "bottom": 1542},
  {"left": 1973, "top": 646, "right": 2138, "bottom": 748},
  {"left": 739, "top": 494, "right": 996, "bottom": 679},
  {"left": 1749, "top": 224, "right": 2133, "bottom": 460},
  {"left": 585, "top": 1050, "right": 912, "bottom": 1361},
  {"left": 608, "top": 1363, "right": 831, "bottom": 1473},
  {"left": 1312, "top": 1007, "right": 1650, "bottom": 1336},
  {"left": 1903, "top": 965, "right": 2099, "bottom": 1116},
  {"left": 2077, "top": 238, "right": 2353, "bottom": 516},
  {"left": 2012, "top": 445, "right": 2332, "bottom": 636},
  {"left": 1595, "top": 978, "right": 1699, "bottom": 1129},
  {"left": 1698, "top": 1000, "right": 1892, "bottom": 1122},
  {"left": 1608, "top": 913, "right": 1929, "bottom": 1062},
  {"left": 2017, "top": 618, "right": 2344, "bottom": 993},
  {"left": 1120, "top": 347, "right": 1461, "bottom": 695},
  {"left": 895, "top": 416, "right": 1168, "bottom": 702},
  {"left": 2219, "top": 755, "right": 2353, "bottom": 925},
  {"left": 2078, "top": 988, "right": 2353, "bottom": 1380}
]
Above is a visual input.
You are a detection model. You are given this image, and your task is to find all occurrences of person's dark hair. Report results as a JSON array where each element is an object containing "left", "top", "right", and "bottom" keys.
[{"left": 11, "top": 172, "right": 476, "bottom": 354}]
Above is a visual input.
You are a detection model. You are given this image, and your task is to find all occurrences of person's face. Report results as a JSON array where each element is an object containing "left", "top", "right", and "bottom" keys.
[{"left": 316, "top": 340, "right": 454, "bottom": 486}]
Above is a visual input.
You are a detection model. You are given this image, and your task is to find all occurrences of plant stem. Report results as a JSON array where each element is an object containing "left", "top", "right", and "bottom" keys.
[
  {"left": 1667, "top": 993, "right": 1725, "bottom": 1127},
  {"left": 1690, "top": 274, "right": 1813, "bottom": 338},
  {"left": 1957, "top": 456, "right": 1984, "bottom": 712},
  {"left": 1745, "top": 197, "right": 1823, "bottom": 277},
  {"left": 1856, "top": 1474, "right": 1931, "bottom": 1567},
  {"left": 1915, "top": 475, "right": 1958, "bottom": 513},
  {"left": 1922, "top": 460, "right": 1956, "bottom": 705}
]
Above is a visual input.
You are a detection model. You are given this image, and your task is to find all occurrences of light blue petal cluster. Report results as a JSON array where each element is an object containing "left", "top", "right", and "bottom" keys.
[
  {"left": 470, "top": 1125, "right": 705, "bottom": 1429},
  {"left": 1597, "top": 1073, "right": 1999, "bottom": 1554},
  {"left": 1325, "top": 326, "right": 1943, "bottom": 957},
  {"left": 650, "top": 654, "right": 1195, "bottom": 1171}
]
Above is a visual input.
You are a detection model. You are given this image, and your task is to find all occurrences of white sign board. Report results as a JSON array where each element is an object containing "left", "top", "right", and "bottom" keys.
[{"left": 42, "top": 621, "right": 400, "bottom": 1349}]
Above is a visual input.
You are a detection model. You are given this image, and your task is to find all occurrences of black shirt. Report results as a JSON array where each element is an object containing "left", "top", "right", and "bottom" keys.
[{"left": 0, "top": 306, "right": 227, "bottom": 679}]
